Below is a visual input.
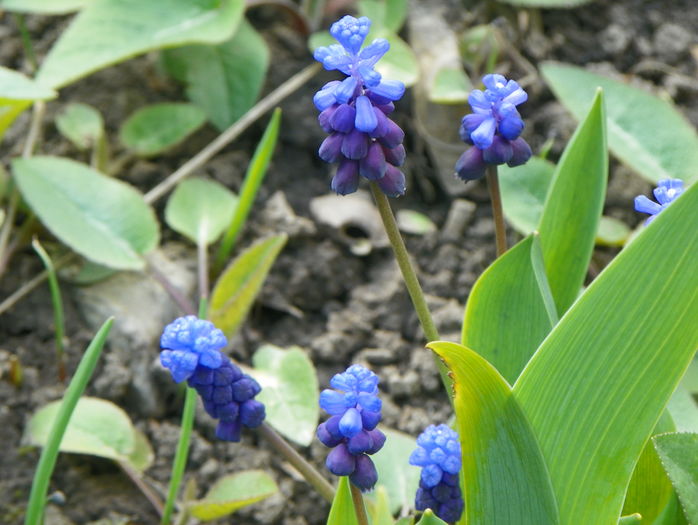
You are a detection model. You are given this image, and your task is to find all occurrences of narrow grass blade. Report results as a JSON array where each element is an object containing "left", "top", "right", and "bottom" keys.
[
  {"left": 513, "top": 183, "right": 698, "bottom": 525},
  {"left": 428, "top": 341, "right": 559, "bottom": 525},
  {"left": 24, "top": 318, "right": 113, "bottom": 525}
]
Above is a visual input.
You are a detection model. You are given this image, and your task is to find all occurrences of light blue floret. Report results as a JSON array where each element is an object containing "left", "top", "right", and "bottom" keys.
[
  {"left": 159, "top": 316, "right": 226, "bottom": 382},
  {"left": 634, "top": 178, "right": 684, "bottom": 224},
  {"left": 409, "top": 424, "right": 462, "bottom": 488}
]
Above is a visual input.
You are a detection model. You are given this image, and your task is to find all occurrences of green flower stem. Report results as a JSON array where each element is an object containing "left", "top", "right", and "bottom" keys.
[
  {"left": 486, "top": 165, "right": 507, "bottom": 257},
  {"left": 257, "top": 423, "right": 335, "bottom": 503},
  {"left": 349, "top": 483, "right": 369, "bottom": 525},
  {"left": 24, "top": 318, "right": 114, "bottom": 525},
  {"left": 369, "top": 183, "right": 439, "bottom": 341}
]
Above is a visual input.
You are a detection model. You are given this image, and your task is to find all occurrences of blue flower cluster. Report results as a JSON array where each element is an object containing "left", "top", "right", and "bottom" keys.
[
  {"left": 314, "top": 16, "right": 407, "bottom": 197},
  {"left": 160, "top": 316, "right": 265, "bottom": 442},
  {"left": 317, "top": 364, "right": 386, "bottom": 491},
  {"left": 634, "top": 178, "right": 684, "bottom": 224},
  {"left": 456, "top": 74, "right": 532, "bottom": 181},
  {"left": 409, "top": 424, "right": 464, "bottom": 523}
]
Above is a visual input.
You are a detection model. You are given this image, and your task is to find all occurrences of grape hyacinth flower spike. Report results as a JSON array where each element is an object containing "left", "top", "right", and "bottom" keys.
[
  {"left": 634, "top": 178, "right": 684, "bottom": 225},
  {"left": 313, "top": 15, "right": 407, "bottom": 197},
  {"left": 160, "top": 316, "right": 265, "bottom": 442},
  {"left": 409, "top": 424, "right": 464, "bottom": 523},
  {"left": 455, "top": 74, "right": 532, "bottom": 181},
  {"left": 316, "top": 364, "right": 386, "bottom": 491}
]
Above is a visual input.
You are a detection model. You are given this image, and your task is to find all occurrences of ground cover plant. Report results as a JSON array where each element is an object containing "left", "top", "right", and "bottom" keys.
[{"left": 0, "top": 0, "right": 697, "bottom": 524}]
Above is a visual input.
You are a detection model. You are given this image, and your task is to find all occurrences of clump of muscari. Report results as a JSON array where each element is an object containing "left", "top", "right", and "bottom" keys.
[
  {"left": 409, "top": 424, "right": 464, "bottom": 523},
  {"left": 313, "top": 15, "right": 407, "bottom": 197},
  {"left": 634, "top": 178, "right": 684, "bottom": 224},
  {"left": 316, "top": 364, "right": 386, "bottom": 491},
  {"left": 456, "top": 74, "right": 532, "bottom": 181},
  {"left": 160, "top": 316, "right": 266, "bottom": 442}
]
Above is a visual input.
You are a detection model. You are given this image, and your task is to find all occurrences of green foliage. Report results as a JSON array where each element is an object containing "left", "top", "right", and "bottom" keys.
[
  {"left": 209, "top": 235, "right": 287, "bottom": 337},
  {"left": 0, "top": 66, "right": 56, "bottom": 140},
  {"left": 187, "top": 470, "right": 278, "bottom": 521},
  {"left": 162, "top": 19, "right": 270, "bottom": 131},
  {"left": 26, "top": 396, "right": 153, "bottom": 472},
  {"left": 513, "top": 182, "right": 698, "bottom": 525},
  {"left": 164, "top": 177, "right": 238, "bottom": 246},
  {"left": 36, "top": 0, "right": 244, "bottom": 89},
  {"left": 541, "top": 62, "right": 698, "bottom": 184},
  {"left": 120, "top": 103, "right": 206, "bottom": 157},
  {"left": 368, "top": 486, "right": 394, "bottom": 525},
  {"left": 358, "top": 0, "right": 407, "bottom": 32},
  {"left": 462, "top": 235, "right": 555, "bottom": 384},
  {"left": 327, "top": 477, "right": 358, "bottom": 525},
  {"left": 429, "top": 67, "right": 473, "bottom": 104},
  {"left": 250, "top": 345, "right": 319, "bottom": 446},
  {"left": 12, "top": 156, "right": 159, "bottom": 270},
  {"left": 654, "top": 433, "right": 698, "bottom": 524},
  {"left": 396, "top": 209, "right": 436, "bottom": 236},
  {"left": 0, "top": 0, "right": 89, "bottom": 14},
  {"left": 415, "top": 509, "right": 447, "bottom": 525},
  {"left": 596, "top": 216, "right": 631, "bottom": 247},
  {"left": 371, "top": 427, "right": 421, "bottom": 515},
  {"left": 537, "top": 89, "right": 607, "bottom": 316},
  {"left": 428, "top": 341, "right": 559, "bottom": 525},
  {"left": 55, "top": 102, "right": 104, "bottom": 150},
  {"left": 617, "top": 515, "right": 642, "bottom": 525},
  {"left": 499, "top": 157, "right": 555, "bottom": 236}
]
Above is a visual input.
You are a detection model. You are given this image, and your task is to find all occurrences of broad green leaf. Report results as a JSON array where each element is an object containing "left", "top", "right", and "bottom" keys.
[
  {"left": 499, "top": 157, "right": 555, "bottom": 236},
  {"left": 654, "top": 433, "right": 698, "bottom": 524},
  {"left": 209, "top": 235, "right": 287, "bottom": 337},
  {"left": 0, "top": 0, "right": 90, "bottom": 14},
  {"left": 596, "top": 216, "right": 631, "bottom": 247},
  {"left": 462, "top": 235, "right": 555, "bottom": 384},
  {"left": 623, "top": 411, "right": 676, "bottom": 524},
  {"left": 26, "top": 397, "right": 136, "bottom": 462},
  {"left": 36, "top": 0, "right": 244, "bottom": 89},
  {"left": 371, "top": 427, "right": 421, "bottom": 515},
  {"left": 120, "top": 103, "right": 206, "bottom": 157},
  {"left": 429, "top": 67, "right": 472, "bottom": 104},
  {"left": 357, "top": 0, "right": 386, "bottom": 26},
  {"left": 428, "top": 341, "right": 559, "bottom": 524},
  {"left": 497, "top": 0, "right": 592, "bottom": 7},
  {"left": 126, "top": 428, "right": 155, "bottom": 472},
  {"left": 165, "top": 177, "right": 237, "bottom": 246},
  {"left": 188, "top": 470, "right": 278, "bottom": 520},
  {"left": 250, "top": 344, "right": 319, "bottom": 446},
  {"left": 162, "top": 19, "right": 269, "bottom": 131},
  {"left": 513, "top": 182, "right": 698, "bottom": 525},
  {"left": 416, "top": 510, "right": 447, "bottom": 525},
  {"left": 538, "top": 89, "right": 607, "bottom": 316},
  {"left": 357, "top": 0, "right": 408, "bottom": 35},
  {"left": 369, "top": 486, "right": 394, "bottom": 525},
  {"left": 541, "top": 62, "right": 698, "bottom": 184},
  {"left": 12, "top": 156, "right": 159, "bottom": 270},
  {"left": 327, "top": 477, "right": 358, "bottom": 525},
  {"left": 396, "top": 209, "right": 436, "bottom": 236},
  {"left": 0, "top": 66, "right": 56, "bottom": 140},
  {"left": 55, "top": 103, "right": 104, "bottom": 150}
]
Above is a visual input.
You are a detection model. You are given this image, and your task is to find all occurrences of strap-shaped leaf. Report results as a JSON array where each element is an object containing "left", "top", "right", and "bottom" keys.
[
  {"left": 538, "top": 89, "right": 607, "bottom": 316},
  {"left": 514, "top": 182, "right": 698, "bottom": 525},
  {"left": 462, "top": 235, "right": 555, "bottom": 384},
  {"left": 327, "top": 477, "right": 358, "bottom": 525},
  {"left": 428, "top": 341, "right": 559, "bottom": 525}
]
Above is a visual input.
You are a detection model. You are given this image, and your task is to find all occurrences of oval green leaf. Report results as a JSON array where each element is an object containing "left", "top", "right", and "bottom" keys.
[
  {"left": 36, "top": 0, "right": 244, "bottom": 89},
  {"left": 250, "top": 344, "right": 319, "bottom": 446},
  {"left": 26, "top": 397, "right": 136, "bottom": 461},
  {"left": 327, "top": 476, "right": 358, "bottom": 525},
  {"left": 12, "top": 156, "right": 159, "bottom": 270},
  {"left": 55, "top": 102, "right": 104, "bottom": 150},
  {"left": 165, "top": 177, "right": 237, "bottom": 246},
  {"left": 428, "top": 341, "right": 559, "bottom": 524},
  {"left": 0, "top": 0, "right": 90, "bottom": 14},
  {"left": 541, "top": 62, "right": 698, "bottom": 184},
  {"left": 162, "top": 19, "right": 269, "bottom": 131},
  {"left": 0, "top": 66, "right": 56, "bottom": 101},
  {"left": 188, "top": 470, "right": 278, "bottom": 521},
  {"left": 513, "top": 182, "right": 698, "bottom": 525},
  {"left": 499, "top": 156, "right": 555, "bottom": 236},
  {"left": 653, "top": 433, "right": 698, "bottom": 524},
  {"left": 596, "top": 216, "right": 631, "bottom": 247},
  {"left": 120, "top": 103, "right": 206, "bottom": 157},
  {"left": 209, "top": 234, "right": 287, "bottom": 337},
  {"left": 538, "top": 89, "right": 607, "bottom": 316},
  {"left": 429, "top": 67, "right": 472, "bottom": 104},
  {"left": 371, "top": 427, "right": 421, "bottom": 515}
]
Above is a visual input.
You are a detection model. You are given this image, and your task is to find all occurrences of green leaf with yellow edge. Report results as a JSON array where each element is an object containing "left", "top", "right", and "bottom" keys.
[
  {"left": 541, "top": 62, "right": 698, "bottom": 184},
  {"left": 327, "top": 476, "right": 358, "bottom": 525},
  {"left": 462, "top": 235, "right": 555, "bottom": 384},
  {"left": 12, "top": 156, "right": 159, "bottom": 270},
  {"left": 209, "top": 234, "right": 287, "bottom": 337},
  {"left": 36, "top": 0, "right": 244, "bottom": 89},
  {"left": 415, "top": 509, "right": 447, "bottom": 525},
  {"left": 513, "top": 182, "right": 698, "bottom": 525},
  {"left": 623, "top": 411, "right": 676, "bottom": 524},
  {"left": 427, "top": 341, "right": 559, "bottom": 525},
  {"left": 188, "top": 470, "right": 278, "bottom": 521},
  {"left": 538, "top": 89, "right": 607, "bottom": 316},
  {"left": 653, "top": 433, "right": 698, "bottom": 524}
]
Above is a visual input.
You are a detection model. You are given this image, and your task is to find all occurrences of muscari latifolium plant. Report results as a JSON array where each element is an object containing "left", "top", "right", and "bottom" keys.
[{"left": 8, "top": 3, "right": 697, "bottom": 525}]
